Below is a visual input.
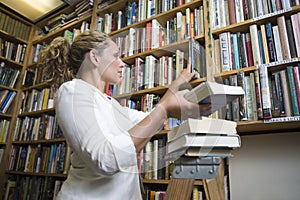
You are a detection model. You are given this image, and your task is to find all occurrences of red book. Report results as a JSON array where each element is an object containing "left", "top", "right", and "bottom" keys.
[
  {"left": 146, "top": 21, "right": 152, "bottom": 51},
  {"left": 245, "top": 33, "right": 254, "bottom": 66},
  {"left": 292, "top": 66, "right": 300, "bottom": 110},
  {"left": 228, "top": 0, "right": 236, "bottom": 24},
  {"left": 275, "top": 0, "right": 282, "bottom": 11}
]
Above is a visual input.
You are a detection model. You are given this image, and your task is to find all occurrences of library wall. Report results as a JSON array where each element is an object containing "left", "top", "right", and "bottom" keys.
[{"left": 229, "top": 132, "right": 300, "bottom": 200}]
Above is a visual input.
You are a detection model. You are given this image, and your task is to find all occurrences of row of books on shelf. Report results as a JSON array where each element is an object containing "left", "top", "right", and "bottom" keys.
[
  {"left": 99, "top": 4, "right": 204, "bottom": 41},
  {"left": 41, "top": 0, "right": 94, "bottom": 34},
  {"left": 97, "top": 0, "right": 197, "bottom": 30},
  {"left": 19, "top": 87, "right": 55, "bottom": 114},
  {"left": 13, "top": 114, "right": 63, "bottom": 142},
  {"left": 4, "top": 177, "right": 64, "bottom": 200},
  {"left": 0, "top": 11, "right": 31, "bottom": 41},
  {"left": 0, "top": 38, "right": 27, "bottom": 64},
  {"left": 211, "top": 0, "right": 300, "bottom": 29},
  {"left": 214, "top": 13, "right": 300, "bottom": 72},
  {"left": 8, "top": 142, "right": 69, "bottom": 174},
  {"left": 145, "top": 185, "right": 204, "bottom": 200},
  {"left": 222, "top": 65, "right": 300, "bottom": 121},
  {"left": 0, "top": 90, "right": 16, "bottom": 114},
  {"left": 110, "top": 14, "right": 204, "bottom": 58},
  {"left": 110, "top": 42, "right": 205, "bottom": 95},
  {"left": 0, "top": 119, "right": 10, "bottom": 142},
  {"left": 0, "top": 62, "right": 20, "bottom": 88}
]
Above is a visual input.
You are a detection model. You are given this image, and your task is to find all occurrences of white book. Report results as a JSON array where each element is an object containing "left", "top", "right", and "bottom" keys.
[
  {"left": 199, "top": 6, "right": 204, "bottom": 34},
  {"left": 272, "top": 25, "right": 283, "bottom": 61},
  {"left": 128, "top": 28, "right": 136, "bottom": 56},
  {"left": 151, "top": 19, "right": 161, "bottom": 49},
  {"left": 166, "top": 134, "right": 241, "bottom": 154},
  {"left": 249, "top": 24, "right": 262, "bottom": 65},
  {"left": 152, "top": 139, "right": 158, "bottom": 180},
  {"left": 168, "top": 117, "right": 237, "bottom": 142},
  {"left": 185, "top": 81, "right": 245, "bottom": 116},
  {"left": 219, "top": 32, "right": 232, "bottom": 72}
]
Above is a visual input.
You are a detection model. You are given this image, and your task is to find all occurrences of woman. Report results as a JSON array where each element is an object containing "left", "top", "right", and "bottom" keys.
[{"left": 39, "top": 31, "right": 210, "bottom": 199}]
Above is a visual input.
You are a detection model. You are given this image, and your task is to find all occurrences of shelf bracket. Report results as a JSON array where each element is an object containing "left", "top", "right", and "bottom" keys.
[{"left": 172, "top": 156, "right": 221, "bottom": 179}]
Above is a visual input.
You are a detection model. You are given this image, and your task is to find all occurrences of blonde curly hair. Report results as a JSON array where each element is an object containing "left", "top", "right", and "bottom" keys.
[{"left": 38, "top": 31, "right": 109, "bottom": 89}]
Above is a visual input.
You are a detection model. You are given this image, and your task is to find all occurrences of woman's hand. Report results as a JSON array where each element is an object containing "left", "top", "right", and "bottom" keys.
[
  {"left": 169, "top": 58, "right": 195, "bottom": 92},
  {"left": 158, "top": 58, "right": 211, "bottom": 119}
]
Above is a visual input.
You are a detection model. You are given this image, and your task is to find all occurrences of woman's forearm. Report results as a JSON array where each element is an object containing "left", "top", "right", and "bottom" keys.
[{"left": 128, "top": 103, "right": 167, "bottom": 152}]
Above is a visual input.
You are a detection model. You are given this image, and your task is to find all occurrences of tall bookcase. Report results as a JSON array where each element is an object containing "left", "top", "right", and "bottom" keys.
[{"left": 1, "top": 0, "right": 300, "bottom": 199}]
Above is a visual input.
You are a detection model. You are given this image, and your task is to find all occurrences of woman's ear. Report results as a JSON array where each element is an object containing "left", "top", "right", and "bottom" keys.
[{"left": 89, "top": 49, "right": 99, "bottom": 65}]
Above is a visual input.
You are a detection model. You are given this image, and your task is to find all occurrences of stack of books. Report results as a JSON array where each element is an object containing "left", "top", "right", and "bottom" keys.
[
  {"left": 165, "top": 117, "right": 241, "bottom": 160},
  {"left": 165, "top": 81, "right": 244, "bottom": 160}
]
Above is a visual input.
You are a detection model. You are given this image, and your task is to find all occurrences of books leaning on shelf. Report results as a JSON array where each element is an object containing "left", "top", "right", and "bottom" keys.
[
  {"left": 165, "top": 118, "right": 240, "bottom": 160},
  {"left": 184, "top": 81, "right": 245, "bottom": 115}
]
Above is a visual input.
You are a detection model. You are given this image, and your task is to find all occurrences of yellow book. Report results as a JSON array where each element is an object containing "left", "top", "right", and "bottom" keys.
[
  {"left": 42, "top": 88, "right": 50, "bottom": 110},
  {"left": 193, "top": 186, "right": 199, "bottom": 200}
]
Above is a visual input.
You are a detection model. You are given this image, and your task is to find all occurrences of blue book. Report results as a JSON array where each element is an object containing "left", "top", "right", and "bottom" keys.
[{"left": 232, "top": 33, "right": 241, "bottom": 70}]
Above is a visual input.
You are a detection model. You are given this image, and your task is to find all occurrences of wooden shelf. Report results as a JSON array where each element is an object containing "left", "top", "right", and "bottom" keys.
[
  {"left": 32, "top": 14, "right": 92, "bottom": 44},
  {"left": 12, "top": 138, "right": 66, "bottom": 145},
  {"left": 113, "top": 78, "right": 206, "bottom": 100},
  {"left": 6, "top": 170, "right": 68, "bottom": 178},
  {"left": 237, "top": 119, "right": 300, "bottom": 134},
  {"left": 142, "top": 179, "right": 203, "bottom": 186},
  {"left": 18, "top": 108, "right": 56, "bottom": 118}
]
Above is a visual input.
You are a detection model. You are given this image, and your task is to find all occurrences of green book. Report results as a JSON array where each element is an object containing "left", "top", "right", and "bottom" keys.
[{"left": 286, "top": 66, "right": 299, "bottom": 116}]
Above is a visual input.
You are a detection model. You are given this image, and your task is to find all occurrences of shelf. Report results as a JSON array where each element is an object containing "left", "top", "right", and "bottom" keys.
[
  {"left": 18, "top": 108, "right": 56, "bottom": 117},
  {"left": 12, "top": 138, "right": 66, "bottom": 145},
  {"left": 0, "top": 113, "right": 13, "bottom": 119},
  {"left": 6, "top": 170, "right": 68, "bottom": 178},
  {"left": 0, "top": 85, "right": 19, "bottom": 92},
  {"left": 142, "top": 179, "right": 203, "bottom": 185},
  {"left": 113, "top": 78, "right": 206, "bottom": 100},
  {"left": 0, "top": 55, "right": 25, "bottom": 69},
  {"left": 0, "top": 30, "right": 28, "bottom": 44},
  {"left": 22, "top": 81, "right": 52, "bottom": 91},
  {"left": 32, "top": 14, "right": 92, "bottom": 44},
  {"left": 237, "top": 119, "right": 300, "bottom": 134}
]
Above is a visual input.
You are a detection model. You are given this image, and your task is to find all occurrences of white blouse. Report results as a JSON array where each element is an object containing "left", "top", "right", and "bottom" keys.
[{"left": 55, "top": 79, "right": 146, "bottom": 200}]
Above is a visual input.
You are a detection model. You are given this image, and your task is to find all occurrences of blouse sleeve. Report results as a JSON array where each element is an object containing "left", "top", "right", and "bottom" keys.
[{"left": 56, "top": 81, "right": 146, "bottom": 176}]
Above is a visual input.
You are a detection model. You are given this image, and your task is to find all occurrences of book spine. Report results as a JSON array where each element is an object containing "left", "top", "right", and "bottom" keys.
[
  {"left": 285, "top": 18, "right": 297, "bottom": 58},
  {"left": 292, "top": 65, "right": 300, "bottom": 111},
  {"left": 254, "top": 70, "right": 264, "bottom": 119},
  {"left": 249, "top": 24, "right": 261, "bottom": 65},
  {"left": 272, "top": 25, "right": 283, "bottom": 61},
  {"left": 250, "top": 72, "right": 258, "bottom": 120},
  {"left": 277, "top": 15, "right": 291, "bottom": 60},
  {"left": 286, "top": 66, "right": 300, "bottom": 116},
  {"left": 245, "top": 76, "right": 254, "bottom": 120},
  {"left": 245, "top": 33, "right": 254, "bottom": 66},
  {"left": 259, "top": 65, "right": 272, "bottom": 119},
  {"left": 265, "top": 22, "right": 277, "bottom": 62},
  {"left": 291, "top": 14, "right": 300, "bottom": 57}
]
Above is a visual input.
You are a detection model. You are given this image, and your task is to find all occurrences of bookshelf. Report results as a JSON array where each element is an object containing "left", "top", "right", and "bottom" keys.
[
  {"left": 0, "top": 5, "right": 33, "bottom": 196},
  {"left": 0, "top": 0, "right": 299, "bottom": 199}
]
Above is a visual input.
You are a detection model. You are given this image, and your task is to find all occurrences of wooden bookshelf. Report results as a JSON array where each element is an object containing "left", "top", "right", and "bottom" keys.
[{"left": 1, "top": 0, "right": 300, "bottom": 199}]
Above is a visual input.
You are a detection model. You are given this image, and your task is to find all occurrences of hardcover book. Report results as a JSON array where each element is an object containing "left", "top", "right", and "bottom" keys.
[{"left": 184, "top": 81, "right": 245, "bottom": 116}]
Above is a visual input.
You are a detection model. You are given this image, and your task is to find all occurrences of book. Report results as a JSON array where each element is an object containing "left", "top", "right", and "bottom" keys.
[
  {"left": 189, "top": 38, "right": 202, "bottom": 78},
  {"left": 168, "top": 117, "right": 237, "bottom": 142},
  {"left": 165, "top": 147, "right": 233, "bottom": 161},
  {"left": 184, "top": 81, "right": 245, "bottom": 116},
  {"left": 166, "top": 134, "right": 240, "bottom": 154}
]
